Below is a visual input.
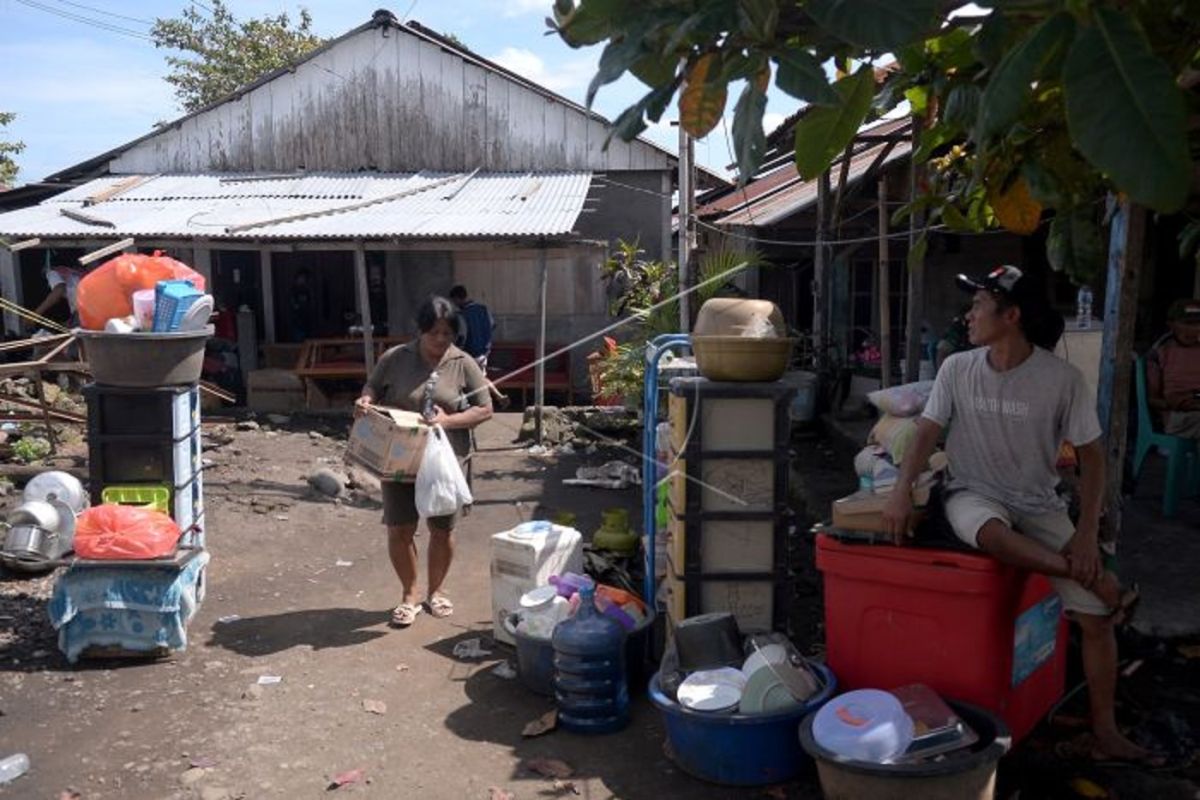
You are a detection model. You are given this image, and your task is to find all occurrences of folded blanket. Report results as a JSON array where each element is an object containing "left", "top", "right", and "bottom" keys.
[{"left": 47, "top": 551, "right": 209, "bottom": 663}]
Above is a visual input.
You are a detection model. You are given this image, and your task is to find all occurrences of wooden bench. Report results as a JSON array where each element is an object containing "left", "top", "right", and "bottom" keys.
[
  {"left": 294, "top": 337, "right": 409, "bottom": 410},
  {"left": 488, "top": 342, "right": 573, "bottom": 407}
]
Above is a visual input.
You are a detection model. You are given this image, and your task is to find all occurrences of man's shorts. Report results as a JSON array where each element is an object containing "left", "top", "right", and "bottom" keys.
[
  {"left": 944, "top": 489, "right": 1108, "bottom": 616},
  {"left": 381, "top": 481, "right": 457, "bottom": 531}
]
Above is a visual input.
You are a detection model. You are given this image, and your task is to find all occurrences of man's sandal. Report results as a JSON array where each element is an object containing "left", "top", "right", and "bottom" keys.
[
  {"left": 390, "top": 602, "right": 423, "bottom": 628},
  {"left": 425, "top": 595, "right": 454, "bottom": 619}
]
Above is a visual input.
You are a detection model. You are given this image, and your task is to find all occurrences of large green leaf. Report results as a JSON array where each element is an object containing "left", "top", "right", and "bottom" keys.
[
  {"left": 587, "top": 35, "right": 644, "bottom": 107},
  {"left": 553, "top": 0, "right": 630, "bottom": 47},
  {"left": 975, "top": 12, "right": 1075, "bottom": 142},
  {"left": 805, "top": 0, "right": 939, "bottom": 50},
  {"left": 943, "top": 83, "right": 981, "bottom": 131},
  {"left": 732, "top": 82, "right": 769, "bottom": 184},
  {"left": 773, "top": 48, "right": 838, "bottom": 105},
  {"left": 737, "top": 0, "right": 778, "bottom": 43},
  {"left": 793, "top": 66, "right": 875, "bottom": 179},
  {"left": 1063, "top": 8, "right": 1191, "bottom": 212},
  {"left": 1046, "top": 206, "right": 1104, "bottom": 283}
]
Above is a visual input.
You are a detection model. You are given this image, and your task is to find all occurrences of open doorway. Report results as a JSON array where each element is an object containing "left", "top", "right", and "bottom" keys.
[{"left": 272, "top": 252, "right": 356, "bottom": 343}]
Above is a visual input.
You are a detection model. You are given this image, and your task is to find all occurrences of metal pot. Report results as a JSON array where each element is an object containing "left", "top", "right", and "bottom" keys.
[
  {"left": 23, "top": 471, "right": 88, "bottom": 514},
  {"left": 1, "top": 524, "right": 63, "bottom": 572},
  {"left": 2, "top": 499, "right": 76, "bottom": 563}
]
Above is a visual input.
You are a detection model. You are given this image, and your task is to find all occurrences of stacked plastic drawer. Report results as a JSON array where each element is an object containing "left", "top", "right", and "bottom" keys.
[
  {"left": 83, "top": 384, "right": 205, "bottom": 548},
  {"left": 661, "top": 377, "right": 796, "bottom": 634}
]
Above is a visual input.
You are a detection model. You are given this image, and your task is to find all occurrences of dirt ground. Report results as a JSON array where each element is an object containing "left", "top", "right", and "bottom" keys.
[{"left": 1, "top": 409, "right": 1198, "bottom": 799}]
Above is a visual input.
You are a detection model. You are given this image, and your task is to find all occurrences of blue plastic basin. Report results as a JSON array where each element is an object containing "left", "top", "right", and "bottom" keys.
[{"left": 648, "top": 664, "right": 837, "bottom": 787}]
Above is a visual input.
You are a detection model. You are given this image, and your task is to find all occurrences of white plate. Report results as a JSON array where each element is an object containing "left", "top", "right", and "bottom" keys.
[
  {"left": 519, "top": 585, "right": 559, "bottom": 609},
  {"left": 677, "top": 667, "right": 746, "bottom": 713},
  {"left": 178, "top": 295, "right": 215, "bottom": 331}
]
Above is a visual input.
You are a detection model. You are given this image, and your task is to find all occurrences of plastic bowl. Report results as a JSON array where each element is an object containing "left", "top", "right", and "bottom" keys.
[
  {"left": 691, "top": 336, "right": 795, "bottom": 382},
  {"left": 77, "top": 326, "right": 212, "bottom": 387}
]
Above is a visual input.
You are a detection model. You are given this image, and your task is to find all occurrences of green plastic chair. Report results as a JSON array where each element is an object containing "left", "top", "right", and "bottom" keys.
[{"left": 1133, "top": 355, "right": 1199, "bottom": 517}]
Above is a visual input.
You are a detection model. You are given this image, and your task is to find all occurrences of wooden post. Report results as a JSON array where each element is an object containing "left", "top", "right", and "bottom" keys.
[
  {"left": 354, "top": 244, "right": 375, "bottom": 374},
  {"left": 903, "top": 119, "right": 925, "bottom": 383},
  {"left": 878, "top": 175, "right": 892, "bottom": 389},
  {"left": 259, "top": 249, "right": 276, "bottom": 344},
  {"left": 813, "top": 171, "right": 830, "bottom": 370},
  {"left": 1096, "top": 201, "right": 1145, "bottom": 546},
  {"left": 0, "top": 248, "right": 17, "bottom": 336},
  {"left": 678, "top": 124, "right": 691, "bottom": 332},
  {"left": 535, "top": 245, "right": 548, "bottom": 444}
]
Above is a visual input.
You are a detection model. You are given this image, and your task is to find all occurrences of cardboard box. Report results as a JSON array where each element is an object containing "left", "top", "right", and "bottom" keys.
[
  {"left": 347, "top": 407, "right": 429, "bottom": 480},
  {"left": 831, "top": 484, "right": 930, "bottom": 533}
]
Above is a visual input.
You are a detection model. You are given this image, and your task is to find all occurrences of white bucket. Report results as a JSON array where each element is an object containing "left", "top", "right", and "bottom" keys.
[{"left": 782, "top": 371, "right": 818, "bottom": 423}]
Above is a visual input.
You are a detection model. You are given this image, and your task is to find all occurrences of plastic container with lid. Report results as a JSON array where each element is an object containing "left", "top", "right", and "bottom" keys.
[
  {"left": 811, "top": 689, "right": 915, "bottom": 763},
  {"left": 552, "top": 584, "right": 629, "bottom": 734}
]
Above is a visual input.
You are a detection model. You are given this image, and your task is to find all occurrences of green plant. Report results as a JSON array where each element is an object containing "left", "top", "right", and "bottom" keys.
[
  {"left": 594, "top": 241, "right": 768, "bottom": 406},
  {"left": 11, "top": 437, "right": 50, "bottom": 464}
]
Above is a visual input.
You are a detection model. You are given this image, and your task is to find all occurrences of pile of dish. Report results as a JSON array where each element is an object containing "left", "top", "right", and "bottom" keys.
[
  {"left": 1, "top": 471, "right": 88, "bottom": 572},
  {"left": 661, "top": 613, "right": 824, "bottom": 716}
]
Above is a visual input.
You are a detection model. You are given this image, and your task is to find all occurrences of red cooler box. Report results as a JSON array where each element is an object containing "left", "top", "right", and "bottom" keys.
[{"left": 816, "top": 532, "right": 1067, "bottom": 742}]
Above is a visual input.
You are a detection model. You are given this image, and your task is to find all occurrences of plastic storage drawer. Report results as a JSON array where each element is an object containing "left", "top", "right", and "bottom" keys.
[
  {"left": 815, "top": 532, "right": 1067, "bottom": 743},
  {"left": 88, "top": 428, "right": 201, "bottom": 494},
  {"left": 84, "top": 384, "right": 199, "bottom": 438}
]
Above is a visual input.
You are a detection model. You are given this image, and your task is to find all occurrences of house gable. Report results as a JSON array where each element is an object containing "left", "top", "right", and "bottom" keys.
[{"left": 89, "top": 12, "right": 674, "bottom": 176}]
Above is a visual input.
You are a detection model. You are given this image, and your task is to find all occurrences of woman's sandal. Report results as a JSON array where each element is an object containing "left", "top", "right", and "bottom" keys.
[
  {"left": 425, "top": 594, "right": 454, "bottom": 619},
  {"left": 390, "top": 602, "right": 423, "bottom": 628}
]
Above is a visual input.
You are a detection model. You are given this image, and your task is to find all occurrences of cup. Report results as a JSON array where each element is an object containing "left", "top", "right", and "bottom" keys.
[{"left": 132, "top": 289, "right": 156, "bottom": 330}]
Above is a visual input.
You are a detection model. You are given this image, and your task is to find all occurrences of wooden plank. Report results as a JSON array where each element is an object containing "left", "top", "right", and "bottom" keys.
[
  {"left": 462, "top": 63, "right": 488, "bottom": 169},
  {"left": 395, "top": 33, "right": 423, "bottom": 169},
  {"left": 563, "top": 106, "right": 589, "bottom": 171},
  {"left": 484, "top": 71, "right": 509, "bottom": 170},
  {"left": 878, "top": 175, "right": 892, "bottom": 388},
  {"left": 0, "top": 248, "right": 18, "bottom": 335},
  {"left": 536, "top": 246, "right": 548, "bottom": 442},
  {"left": 260, "top": 250, "right": 276, "bottom": 344},
  {"left": 354, "top": 244, "right": 376, "bottom": 373},
  {"left": 437, "top": 46, "right": 466, "bottom": 170},
  {"left": 1097, "top": 201, "right": 1145, "bottom": 546}
]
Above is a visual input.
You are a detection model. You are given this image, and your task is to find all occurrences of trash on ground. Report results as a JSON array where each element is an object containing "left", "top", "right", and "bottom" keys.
[
  {"left": 492, "top": 661, "right": 517, "bottom": 680},
  {"left": 522, "top": 758, "right": 573, "bottom": 779},
  {"left": 487, "top": 788, "right": 515, "bottom": 800},
  {"left": 452, "top": 638, "right": 492, "bottom": 660},
  {"left": 0, "top": 753, "right": 29, "bottom": 784},
  {"left": 395, "top": 662, "right": 409, "bottom": 672},
  {"left": 562, "top": 461, "right": 641, "bottom": 490},
  {"left": 189, "top": 756, "right": 219, "bottom": 769},
  {"left": 256, "top": 675, "right": 282, "bottom": 685},
  {"left": 335, "top": 559, "right": 353, "bottom": 567},
  {"left": 553, "top": 779, "right": 581, "bottom": 795},
  {"left": 328, "top": 768, "right": 365, "bottom": 790},
  {"left": 361, "top": 699, "right": 387, "bottom": 715},
  {"left": 526, "top": 444, "right": 548, "bottom": 455},
  {"left": 217, "top": 614, "right": 241, "bottom": 624},
  {"left": 522, "top": 710, "right": 558, "bottom": 738}
]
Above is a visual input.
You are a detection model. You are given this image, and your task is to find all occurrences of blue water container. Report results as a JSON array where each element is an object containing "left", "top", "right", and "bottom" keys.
[{"left": 552, "top": 584, "right": 629, "bottom": 734}]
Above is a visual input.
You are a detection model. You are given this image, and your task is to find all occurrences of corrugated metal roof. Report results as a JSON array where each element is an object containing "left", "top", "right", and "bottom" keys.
[
  {"left": 0, "top": 171, "right": 593, "bottom": 241},
  {"left": 704, "top": 117, "right": 912, "bottom": 228}
]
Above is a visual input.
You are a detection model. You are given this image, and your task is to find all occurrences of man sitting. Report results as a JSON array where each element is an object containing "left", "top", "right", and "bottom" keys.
[{"left": 1147, "top": 299, "right": 1200, "bottom": 439}]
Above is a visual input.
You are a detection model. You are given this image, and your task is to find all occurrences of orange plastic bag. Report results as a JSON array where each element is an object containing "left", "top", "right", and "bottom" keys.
[
  {"left": 76, "top": 251, "right": 207, "bottom": 330},
  {"left": 74, "top": 504, "right": 182, "bottom": 559}
]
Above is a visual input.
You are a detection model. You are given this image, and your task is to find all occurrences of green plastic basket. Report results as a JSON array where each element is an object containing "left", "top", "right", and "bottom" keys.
[{"left": 101, "top": 485, "right": 171, "bottom": 513}]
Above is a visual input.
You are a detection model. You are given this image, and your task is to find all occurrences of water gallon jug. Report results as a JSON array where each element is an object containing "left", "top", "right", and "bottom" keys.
[{"left": 552, "top": 585, "right": 630, "bottom": 734}]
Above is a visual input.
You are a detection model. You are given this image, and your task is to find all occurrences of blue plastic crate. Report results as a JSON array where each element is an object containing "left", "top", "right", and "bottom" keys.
[{"left": 152, "top": 280, "right": 203, "bottom": 332}]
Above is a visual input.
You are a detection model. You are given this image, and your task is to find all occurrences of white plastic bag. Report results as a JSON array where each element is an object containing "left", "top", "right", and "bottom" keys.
[{"left": 414, "top": 425, "right": 473, "bottom": 519}]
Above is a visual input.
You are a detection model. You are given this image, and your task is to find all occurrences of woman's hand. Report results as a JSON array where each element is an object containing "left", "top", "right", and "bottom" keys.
[
  {"left": 353, "top": 395, "right": 373, "bottom": 418},
  {"left": 425, "top": 406, "right": 452, "bottom": 428}
]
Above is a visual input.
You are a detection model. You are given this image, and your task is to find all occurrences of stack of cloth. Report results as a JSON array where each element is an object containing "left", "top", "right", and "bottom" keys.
[
  {"left": 47, "top": 551, "right": 209, "bottom": 663},
  {"left": 832, "top": 381, "right": 947, "bottom": 533}
]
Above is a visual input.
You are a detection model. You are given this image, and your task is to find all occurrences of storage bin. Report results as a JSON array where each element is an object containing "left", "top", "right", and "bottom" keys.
[
  {"left": 668, "top": 384, "right": 790, "bottom": 453},
  {"left": 84, "top": 384, "right": 199, "bottom": 438},
  {"left": 670, "top": 456, "right": 783, "bottom": 513},
  {"left": 815, "top": 533, "right": 1067, "bottom": 743},
  {"left": 649, "top": 664, "right": 836, "bottom": 786},
  {"left": 88, "top": 428, "right": 200, "bottom": 489},
  {"left": 663, "top": 554, "right": 785, "bottom": 634}
]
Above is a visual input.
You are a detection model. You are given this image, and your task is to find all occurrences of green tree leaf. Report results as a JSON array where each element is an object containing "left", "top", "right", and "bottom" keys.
[
  {"left": 1063, "top": 8, "right": 1191, "bottom": 212},
  {"left": 773, "top": 48, "right": 838, "bottom": 105},
  {"left": 793, "top": 66, "right": 875, "bottom": 179},
  {"left": 553, "top": 0, "right": 630, "bottom": 47},
  {"left": 943, "top": 83, "right": 981, "bottom": 131},
  {"left": 588, "top": 35, "right": 645, "bottom": 107},
  {"left": 975, "top": 12, "right": 1075, "bottom": 143},
  {"left": 805, "top": 0, "right": 939, "bottom": 50},
  {"left": 737, "top": 0, "right": 779, "bottom": 43},
  {"left": 1046, "top": 206, "right": 1104, "bottom": 283},
  {"left": 732, "top": 82, "right": 769, "bottom": 184},
  {"left": 0, "top": 111, "right": 24, "bottom": 186}
]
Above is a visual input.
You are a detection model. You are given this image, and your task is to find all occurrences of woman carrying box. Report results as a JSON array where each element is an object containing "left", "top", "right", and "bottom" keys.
[{"left": 355, "top": 296, "right": 493, "bottom": 628}]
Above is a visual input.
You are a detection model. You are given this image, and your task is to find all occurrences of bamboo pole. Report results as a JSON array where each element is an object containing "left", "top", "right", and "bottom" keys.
[{"left": 878, "top": 175, "right": 892, "bottom": 389}]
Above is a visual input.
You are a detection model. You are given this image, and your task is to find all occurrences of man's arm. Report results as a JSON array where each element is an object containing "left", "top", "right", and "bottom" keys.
[
  {"left": 881, "top": 416, "right": 943, "bottom": 544},
  {"left": 1067, "top": 439, "right": 1105, "bottom": 586},
  {"left": 31, "top": 284, "right": 66, "bottom": 319}
]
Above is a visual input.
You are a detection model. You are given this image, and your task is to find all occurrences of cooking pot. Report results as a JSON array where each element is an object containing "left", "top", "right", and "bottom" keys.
[
  {"left": 23, "top": 471, "right": 88, "bottom": 514},
  {"left": 2, "top": 498, "right": 76, "bottom": 568},
  {"left": 1, "top": 524, "right": 65, "bottom": 572}
]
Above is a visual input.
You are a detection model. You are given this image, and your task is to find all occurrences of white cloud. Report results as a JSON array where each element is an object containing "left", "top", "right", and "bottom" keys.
[
  {"left": 487, "top": 46, "right": 595, "bottom": 94},
  {"left": 502, "top": 0, "right": 554, "bottom": 17}
]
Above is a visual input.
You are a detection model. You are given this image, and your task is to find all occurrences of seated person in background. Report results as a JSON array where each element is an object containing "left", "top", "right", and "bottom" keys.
[{"left": 1147, "top": 299, "right": 1200, "bottom": 440}]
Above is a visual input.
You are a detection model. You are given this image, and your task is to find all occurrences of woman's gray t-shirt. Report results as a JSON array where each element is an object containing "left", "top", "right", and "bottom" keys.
[{"left": 921, "top": 347, "right": 1102, "bottom": 514}]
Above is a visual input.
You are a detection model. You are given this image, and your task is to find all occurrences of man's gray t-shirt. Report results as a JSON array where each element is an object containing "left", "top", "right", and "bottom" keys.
[{"left": 922, "top": 347, "right": 1101, "bottom": 514}]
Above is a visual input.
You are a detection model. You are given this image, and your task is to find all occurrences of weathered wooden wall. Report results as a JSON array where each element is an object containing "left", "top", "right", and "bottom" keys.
[{"left": 110, "top": 24, "right": 673, "bottom": 175}]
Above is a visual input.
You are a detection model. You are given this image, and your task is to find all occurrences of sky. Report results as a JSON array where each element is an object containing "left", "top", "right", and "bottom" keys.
[{"left": 0, "top": 0, "right": 801, "bottom": 185}]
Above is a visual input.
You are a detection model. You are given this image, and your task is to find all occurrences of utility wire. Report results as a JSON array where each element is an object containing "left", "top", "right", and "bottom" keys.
[
  {"left": 15, "top": 0, "right": 154, "bottom": 40},
  {"left": 48, "top": 0, "right": 154, "bottom": 25}
]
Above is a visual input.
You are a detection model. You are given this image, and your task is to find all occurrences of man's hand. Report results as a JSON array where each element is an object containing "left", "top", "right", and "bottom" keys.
[
  {"left": 353, "top": 395, "right": 372, "bottom": 418},
  {"left": 425, "top": 406, "right": 451, "bottom": 428},
  {"left": 881, "top": 489, "right": 914, "bottom": 546},
  {"left": 1065, "top": 530, "right": 1102, "bottom": 588}
]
